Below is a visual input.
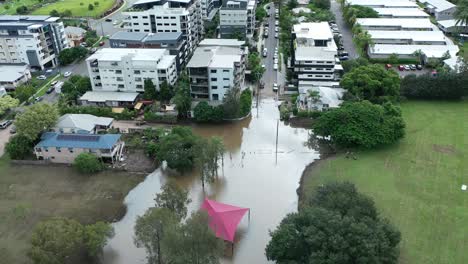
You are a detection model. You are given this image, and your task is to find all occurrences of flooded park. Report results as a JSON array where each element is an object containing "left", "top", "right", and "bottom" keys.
[{"left": 103, "top": 98, "right": 321, "bottom": 264}]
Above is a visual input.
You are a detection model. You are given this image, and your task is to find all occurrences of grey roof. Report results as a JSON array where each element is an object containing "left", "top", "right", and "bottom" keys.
[
  {"left": 188, "top": 46, "right": 243, "bottom": 68},
  {"left": 110, "top": 31, "right": 182, "bottom": 43},
  {"left": 0, "top": 15, "right": 56, "bottom": 22},
  {"left": 0, "top": 65, "right": 29, "bottom": 82},
  {"left": 144, "top": 32, "right": 182, "bottom": 42},
  {"left": 110, "top": 31, "right": 148, "bottom": 41},
  {"left": 55, "top": 114, "right": 113, "bottom": 133},
  {"left": 64, "top": 26, "right": 86, "bottom": 35},
  {"left": 79, "top": 91, "right": 139, "bottom": 102}
]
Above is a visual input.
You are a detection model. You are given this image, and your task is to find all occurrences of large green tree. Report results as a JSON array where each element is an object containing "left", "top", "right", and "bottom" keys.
[
  {"left": 15, "top": 103, "right": 59, "bottom": 141},
  {"left": 340, "top": 64, "right": 400, "bottom": 103},
  {"left": 5, "top": 135, "right": 33, "bottom": 160},
  {"left": 154, "top": 180, "right": 192, "bottom": 221},
  {"left": 84, "top": 221, "right": 114, "bottom": 258},
  {"left": 158, "top": 81, "right": 174, "bottom": 103},
  {"left": 195, "top": 137, "right": 225, "bottom": 190},
  {"left": 14, "top": 84, "right": 35, "bottom": 102},
  {"left": 73, "top": 153, "right": 104, "bottom": 174},
  {"left": 312, "top": 101, "right": 405, "bottom": 149},
  {"left": 173, "top": 73, "right": 192, "bottom": 118},
  {"left": 143, "top": 79, "right": 158, "bottom": 100},
  {"left": 193, "top": 101, "right": 224, "bottom": 123},
  {"left": 61, "top": 75, "right": 92, "bottom": 102},
  {"left": 155, "top": 127, "right": 198, "bottom": 172},
  {"left": 58, "top": 47, "right": 88, "bottom": 65},
  {"left": 455, "top": 0, "right": 468, "bottom": 26},
  {"left": 248, "top": 52, "right": 265, "bottom": 83},
  {"left": 0, "top": 95, "right": 19, "bottom": 115}
]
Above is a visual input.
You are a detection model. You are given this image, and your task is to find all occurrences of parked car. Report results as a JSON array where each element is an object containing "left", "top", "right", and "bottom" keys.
[
  {"left": 99, "top": 41, "right": 105, "bottom": 46},
  {"left": 275, "top": 33, "right": 278, "bottom": 38},
  {"left": 416, "top": 64, "right": 423, "bottom": 70},
  {"left": 35, "top": 96, "right": 43, "bottom": 102},
  {"left": 273, "top": 83, "right": 278, "bottom": 92},
  {"left": 261, "top": 64, "right": 266, "bottom": 69},
  {"left": 46, "top": 87, "right": 54, "bottom": 94},
  {"left": 398, "top": 65, "right": 405, "bottom": 71},
  {"left": 37, "top": 75, "right": 47, "bottom": 80},
  {"left": 385, "top": 64, "right": 392, "bottom": 69},
  {"left": 264, "top": 31, "right": 268, "bottom": 37},
  {"left": 50, "top": 81, "right": 58, "bottom": 86},
  {"left": 275, "top": 26, "right": 279, "bottom": 32},
  {"left": 337, "top": 45, "right": 344, "bottom": 51},
  {"left": 263, "top": 48, "right": 268, "bottom": 57},
  {"left": 0, "top": 120, "right": 12, "bottom": 129},
  {"left": 339, "top": 51, "right": 348, "bottom": 57},
  {"left": 45, "top": 69, "right": 53, "bottom": 74},
  {"left": 105, "top": 18, "right": 112, "bottom": 22},
  {"left": 273, "top": 63, "right": 278, "bottom": 70},
  {"left": 404, "top": 65, "right": 411, "bottom": 71},
  {"left": 9, "top": 125, "right": 16, "bottom": 134},
  {"left": 275, "top": 21, "right": 279, "bottom": 26},
  {"left": 80, "top": 42, "right": 88, "bottom": 47},
  {"left": 274, "top": 58, "right": 278, "bottom": 64},
  {"left": 338, "top": 56, "right": 349, "bottom": 61},
  {"left": 409, "top": 64, "right": 417, "bottom": 70},
  {"left": 112, "top": 21, "right": 118, "bottom": 25},
  {"left": 64, "top": 71, "right": 72, "bottom": 77},
  {"left": 90, "top": 47, "right": 98, "bottom": 54}
]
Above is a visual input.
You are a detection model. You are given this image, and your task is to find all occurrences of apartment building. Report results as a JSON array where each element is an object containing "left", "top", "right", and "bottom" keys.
[
  {"left": 291, "top": 22, "right": 341, "bottom": 89},
  {"left": 122, "top": 0, "right": 203, "bottom": 55},
  {"left": 367, "top": 30, "right": 447, "bottom": 45},
  {"left": 110, "top": 31, "right": 187, "bottom": 71},
  {"left": 200, "top": 0, "right": 219, "bottom": 20},
  {"left": 219, "top": 0, "right": 256, "bottom": 38},
  {"left": 0, "top": 15, "right": 68, "bottom": 69},
  {"left": 373, "top": 8, "right": 429, "bottom": 18},
  {"left": 86, "top": 48, "right": 177, "bottom": 94},
  {"left": 0, "top": 64, "right": 31, "bottom": 91},
  {"left": 187, "top": 39, "right": 247, "bottom": 101},
  {"left": 356, "top": 18, "right": 437, "bottom": 31},
  {"left": 419, "top": 0, "right": 456, "bottom": 21}
]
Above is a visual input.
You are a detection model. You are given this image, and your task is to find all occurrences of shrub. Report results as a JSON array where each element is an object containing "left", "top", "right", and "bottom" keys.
[
  {"left": 16, "top": 6, "right": 28, "bottom": 15},
  {"left": 193, "top": 101, "right": 224, "bottom": 123},
  {"left": 239, "top": 89, "right": 253, "bottom": 117},
  {"left": 60, "top": 105, "right": 135, "bottom": 120},
  {"left": 400, "top": 72, "right": 466, "bottom": 100},
  {"left": 144, "top": 111, "right": 178, "bottom": 123},
  {"left": 296, "top": 110, "right": 322, "bottom": 119},
  {"left": 73, "top": 153, "right": 104, "bottom": 174}
]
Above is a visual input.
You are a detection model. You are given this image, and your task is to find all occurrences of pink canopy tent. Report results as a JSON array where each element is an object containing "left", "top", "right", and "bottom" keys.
[{"left": 201, "top": 199, "right": 250, "bottom": 242}]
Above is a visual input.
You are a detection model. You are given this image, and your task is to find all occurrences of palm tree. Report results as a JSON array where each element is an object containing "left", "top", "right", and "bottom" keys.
[
  {"left": 308, "top": 90, "right": 321, "bottom": 104},
  {"left": 412, "top": 49, "right": 424, "bottom": 65},
  {"left": 354, "top": 30, "right": 373, "bottom": 57},
  {"left": 454, "top": 0, "right": 468, "bottom": 26}
]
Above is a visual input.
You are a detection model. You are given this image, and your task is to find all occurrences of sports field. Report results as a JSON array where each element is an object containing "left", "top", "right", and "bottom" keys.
[
  {"left": 301, "top": 101, "right": 468, "bottom": 264},
  {"left": 32, "top": 0, "right": 116, "bottom": 17}
]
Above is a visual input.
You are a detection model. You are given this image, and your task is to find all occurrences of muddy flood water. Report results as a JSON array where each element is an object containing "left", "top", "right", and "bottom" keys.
[{"left": 103, "top": 98, "right": 320, "bottom": 264}]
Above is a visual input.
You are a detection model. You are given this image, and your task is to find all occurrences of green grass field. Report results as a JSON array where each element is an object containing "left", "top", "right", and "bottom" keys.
[
  {"left": 302, "top": 101, "right": 468, "bottom": 264},
  {"left": 0, "top": 0, "right": 38, "bottom": 15},
  {"left": 32, "top": 0, "right": 116, "bottom": 17}
]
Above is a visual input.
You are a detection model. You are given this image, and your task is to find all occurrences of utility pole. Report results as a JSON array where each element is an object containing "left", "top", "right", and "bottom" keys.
[{"left": 275, "top": 119, "right": 279, "bottom": 164}]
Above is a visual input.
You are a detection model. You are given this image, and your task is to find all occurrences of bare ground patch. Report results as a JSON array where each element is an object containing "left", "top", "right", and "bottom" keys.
[{"left": 432, "top": 144, "right": 457, "bottom": 155}]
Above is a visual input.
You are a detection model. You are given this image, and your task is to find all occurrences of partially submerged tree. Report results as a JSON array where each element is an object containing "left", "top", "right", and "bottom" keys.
[
  {"left": 155, "top": 181, "right": 192, "bottom": 221},
  {"left": 195, "top": 137, "right": 225, "bottom": 191},
  {"left": 73, "top": 153, "right": 104, "bottom": 174}
]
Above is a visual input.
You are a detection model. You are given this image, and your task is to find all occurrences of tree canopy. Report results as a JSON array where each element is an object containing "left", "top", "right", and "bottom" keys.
[
  {"left": 14, "top": 84, "right": 35, "bottom": 103},
  {"left": 340, "top": 64, "right": 400, "bottom": 103},
  {"left": 15, "top": 103, "right": 59, "bottom": 141},
  {"left": 61, "top": 75, "right": 92, "bottom": 102},
  {"left": 400, "top": 71, "right": 467, "bottom": 100},
  {"left": 455, "top": 0, "right": 468, "bottom": 26},
  {"left": 173, "top": 73, "right": 192, "bottom": 118},
  {"left": 154, "top": 180, "right": 192, "bottom": 221},
  {"left": 73, "top": 153, "right": 104, "bottom": 174},
  {"left": 5, "top": 135, "right": 33, "bottom": 160},
  {"left": 193, "top": 101, "right": 224, "bottom": 123},
  {"left": 58, "top": 47, "right": 88, "bottom": 65},
  {"left": 312, "top": 101, "right": 405, "bottom": 149},
  {"left": 155, "top": 127, "right": 199, "bottom": 172},
  {"left": 0, "top": 95, "right": 19, "bottom": 116},
  {"left": 143, "top": 79, "right": 158, "bottom": 100},
  {"left": 247, "top": 52, "right": 265, "bottom": 83}
]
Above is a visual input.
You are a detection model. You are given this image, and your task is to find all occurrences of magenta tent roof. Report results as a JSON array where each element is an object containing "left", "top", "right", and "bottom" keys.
[{"left": 201, "top": 199, "right": 249, "bottom": 242}]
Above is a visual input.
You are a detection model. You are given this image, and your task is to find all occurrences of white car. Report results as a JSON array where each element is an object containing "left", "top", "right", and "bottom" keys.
[
  {"left": 262, "top": 64, "right": 266, "bottom": 69},
  {"left": 275, "top": 33, "right": 278, "bottom": 38},
  {"left": 275, "top": 27, "right": 279, "bottom": 32},
  {"left": 273, "top": 83, "right": 278, "bottom": 92},
  {"left": 113, "top": 21, "right": 118, "bottom": 25},
  {"left": 64, "top": 71, "right": 72, "bottom": 77},
  {"left": 273, "top": 63, "right": 278, "bottom": 70},
  {"left": 275, "top": 21, "right": 279, "bottom": 26},
  {"left": 262, "top": 48, "right": 267, "bottom": 57},
  {"left": 274, "top": 58, "right": 278, "bottom": 64},
  {"left": 274, "top": 53, "right": 278, "bottom": 59},
  {"left": 37, "top": 75, "right": 47, "bottom": 80},
  {"left": 45, "top": 69, "right": 53, "bottom": 74}
]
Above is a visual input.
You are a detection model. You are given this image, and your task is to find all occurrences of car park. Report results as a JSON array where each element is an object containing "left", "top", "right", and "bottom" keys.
[
  {"left": 398, "top": 65, "right": 405, "bottom": 71},
  {"left": 416, "top": 64, "right": 423, "bottom": 70},
  {"left": 37, "top": 75, "right": 47, "bottom": 80},
  {"left": 404, "top": 65, "right": 411, "bottom": 71},
  {"left": 64, "top": 71, "right": 72, "bottom": 77},
  {"left": 0, "top": 120, "right": 12, "bottom": 129}
]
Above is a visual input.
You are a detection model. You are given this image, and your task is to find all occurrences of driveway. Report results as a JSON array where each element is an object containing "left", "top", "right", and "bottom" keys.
[
  {"left": 331, "top": 0, "right": 358, "bottom": 59},
  {"left": 0, "top": 127, "right": 13, "bottom": 157}
]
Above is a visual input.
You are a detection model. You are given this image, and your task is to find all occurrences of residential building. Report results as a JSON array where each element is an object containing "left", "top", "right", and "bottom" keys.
[
  {"left": 86, "top": 48, "right": 177, "bottom": 94},
  {"left": 438, "top": 19, "right": 468, "bottom": 34},
  {"left": 187, "top": 39, "right": 247, "bottom": 101},
  {"left": 0, "top": 64, "right": 31, "bottom": 91},
  {"left": 54, "top": 114, "right": 114, "bottom": 134},
  {"left": 34, "top": 132, "right": 125, "bottom": 164},
  {"left": 373, "top": 8, "right": 429, "bottom": 18},
  {"left": 0, "top": 15, "right": 68, "bottom": 69},
  {"left": 122, "top": 0, "right": 203, "bottom": 55},
  {"left": 200, "top": 0, "right": 218, "bottom": 20},
  {"left": 444, "top": 56, "right": 465, "bottom": 72},
  {"left": 367, "top": 30, "right": 448, "bottom": 45},
  {"left": 0, "top": 87, "right": 6, "bottom": 97},
  {"left": 219, "top": 0, "right": 256, "bottom": 38},
  {"left": 109, "top": 31, "right": 188, "bottom": 71},
  {"left": 79, "top": 91, "right": 140, "bottom": 107},
  {"left": 368, "top": 44, "right": 459, "bottom": 60},
  {"left": 64, "top": 26, "right": 86, "bottom": 47},
  {"left": 291, "top": 22, "right": 341, "bottom": 88},
  {"left": 297, "top": 86, "right": 344, "bottom": 111},
  {"left": 356, "top": 18, "right": 437, "bottom": 31},
  {"left": 419, "top": 0, "right": 456, "bottom": 21},
  {"left": 345, "top": 0, "right": 418, "bottom": 8}
]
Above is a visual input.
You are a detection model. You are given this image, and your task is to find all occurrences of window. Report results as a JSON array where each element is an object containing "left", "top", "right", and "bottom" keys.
[
  {"left": 223, "top": 69, "right": 229, "bottom": 72},
  {"left": 115, "top": 70, "right": 122, "bottom": 74},
  {"left": 223, "top": 78, "right": 229, "bottom": 81},
  {"left": 135, "top": 77, "right": 142, "bottom": 81},
  {"left": 132, "top": 16, "right": 138, "bottom": 19},
  {"left": 136, "top": 84, "right": 143, "bottom": 89},
  {"left": 142, "top": 16, "right": 148, "bottom": 19},
  {"left": 44, "top": 147, "right": 48, "bottom": 152},
  {"left": 134, "top": 70, "right": 141, "bottom": 74},
  {"left": 35, "top": 148, "right": 42, "bottom": 153},
  {"left": 211, "top": 69, "right": 217, "bottom": 73},
  {"left": 212, "top": 94, "right": 219, "bottom": 100},
  {"left": 211, "top": 85, "right": 218, "bottom": 89},
  {"left": 133, "top": 23, "right": 139, "bottom": 26},
  {"left": 68, "top": 148, "right": 74, "bottom": 153},
  {"left": 56, "top": 147, "right": 61, "bottom": 152},
  {"left": 211, "top": 78, "right": 217, "bottom": 81},
  {"left": 158, "top": 69, "right": 166, "bottom": 73},
  {"left": 143, "top": 23, "right": 149, "bottom": 26}
]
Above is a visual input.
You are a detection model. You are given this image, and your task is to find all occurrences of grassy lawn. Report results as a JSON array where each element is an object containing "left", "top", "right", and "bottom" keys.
[
  {"left": 301, "top": 101, "right": 468, "bottom": 264},
  {"left": 462, "top": 42, "right": 468, "bottom": 61},
  {"left": 0, "top": 157, "right": 144, "bottom": 263},
  {"left": 0, "top": 0, "right": 38, "bottom": 15},
  {"left": 32, "top": 0, "right": 115, "bottom": 17}
]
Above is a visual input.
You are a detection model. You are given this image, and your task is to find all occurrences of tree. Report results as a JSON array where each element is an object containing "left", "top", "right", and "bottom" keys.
[
  {"left": 400, "top": 71, "right": 466, "bottom": 100},
  {"left": 159, "top": 81, "right": 173, "bottom": 103},
  {"left": 155, "top": 181, "right": 192, "bottom": 220},
  {"left": 388, "top": 53, "right": 399, "bottom": 65},
  {"left": 341, "top": 57, "right": 369, "bottom": 72},
  {"left": 134, "top": 207, "right": 179, "bottom": 264},
  {"left": 0, "top": 95, "right": 19, "bottom": 115},
  {"left": 222, "top": 87, "right": 241, "bottom": 119},
  {"left": 61, "top": 75, "right": 92, "bottom": 102},
  {"left": 173, "top": 73, "right": 192, "bottom": 118},
  {"left": 312, "top": 101, "right": 405, "bottom": 149},
  {"left": 455, "top": 0, "right": 468, "bottom": 26},
  {"left": 353, "top": 30, "right": 373, "bottom": 56},
  {"left": 248, "top": 52, "right": 265, "bottom": 83},
  {"left": 16, "top": 6, "right": 28, "bottom": 15},
  {"left": 73, "top": 153, "right": 104, "bottom": 174},
  {"left": 155, "top": 127, "right": 198, "bottom": 172},
  {"left": 61, "top": 9, "right": 72, "bottom": 17},
  {"left": 239, "top": 88, "right": 252, "bottom": 117},
  {"left": 308, "top": 90, "right": 321, "bottom": 104},
  {"left": 315, "top": 0, "right": 331, "bottom": 10},
  {"left": 50, "top": 10, "right": 60, "bottom": 17},
  {"left": 195, "top": 137, "right": 225, "bottom": 190},
  {"left": 340, "top": 64, "right": 400, "bottom": 103},
  {"left": 5, "top": 135, "right": 33, "bottom": 160},
  {"left": 29, "top": 218, "right": 85, "bottom": 264},
  {"left": 83, "top": 222, "right": 114, "bottom": 258},
  {"left": 143, "top": 79, "right": 158, "bottom": 100},
  {"left": 163, "top": 211, "right": 224, "bottom": 264},
  {"left": 94, "top": 1, "right": 99, "bottom": 6},
  {"left": 15, "top": 103, "right": 58, "bottom": 141},
  {"left": 256, "top": 7, "right": 267, "bottom": 21},
  {"left": 58, "top": 47, "right": 88, "bottom": 65},
  {"left": 287, "top": 0, "right": 298, "bottom": 9},
  {"left": 88, "top": 4, "right": 94, "bottom": 11},
  {"left": 193, "top": 101, "right": 224, "bottom": 122}
]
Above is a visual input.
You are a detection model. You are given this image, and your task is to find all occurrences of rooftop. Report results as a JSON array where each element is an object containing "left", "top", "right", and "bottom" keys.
[
  {"left": 370, "top": 44, "right": 459, "bottom": 58},
  {"left": 420, "top": 0, "right": 455, "bottom": 12},
  {"left": 64, "top": 26, "right": 86, "bottom": 35},
  {"left": 373, "top": 8, "right": 429, "bottom": 18},
  {"left": 293, "top": 22, "right": 333, "bottom": 40},
  {"left": 36, "top": 132, "right": 121, "bottom": 150},
  {"left": 345, "top": 0, "right": 418, "bottom": 8},
  {"left": 110, "top": 31, "right": 182, "bottom": 43},
  {"left": 87, "top": 48, "right": 170, "bottom": 62},
  {"left": 55, "top": 114, "right": 113, "bottom": 133},
  {"left": 199, "top": 38, "right": 245, "bottom": 47},
  {"left": 110, "top": 31, "right": 148, "bottom": 41},
  {"left": 0, "top": 15, "right": 58, "bottom": 22},
  {"left": 356, "top": 18, "right": 436, "bottom": 30},
  {"left": 79, "top": 91, "right": 139, "bottom": 102},
  {"left": 367, "top": 30, "right": 447, "bottom": 43},
  {"left": 295, "top": 46, "right": 337, "bottom": 61},
  {"left": 0, "top": 64, "right": 29, "bottom": 82},
  {"left": 188, "top": 46, "right": 244, "bottom": 68},
  {"left": 438, "top": 19, "right": 468, "bottom": 28}
]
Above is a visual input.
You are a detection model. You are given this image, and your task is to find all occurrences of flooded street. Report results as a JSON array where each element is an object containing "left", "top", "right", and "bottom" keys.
[{"left": 103, "top": 98, "right": 320, "bottom": 264}]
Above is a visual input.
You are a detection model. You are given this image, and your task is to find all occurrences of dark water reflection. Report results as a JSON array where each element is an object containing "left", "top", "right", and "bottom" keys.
[{"left": 103, "top": 99, "right": 320, "bottom": 264}]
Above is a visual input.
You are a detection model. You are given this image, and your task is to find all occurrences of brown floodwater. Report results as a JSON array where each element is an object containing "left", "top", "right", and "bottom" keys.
[{"left": 103, "top": 98, "right": 320, "bottom": 264}]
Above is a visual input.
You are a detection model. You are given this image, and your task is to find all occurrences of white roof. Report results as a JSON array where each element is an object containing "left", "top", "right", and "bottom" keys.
[
  {"left": 346, "top": 0, "right": 418, "bottom": 8},
  {"left": 444, "top": 56, "right": 464, "bottom": 71},
  {"left": 79, "top": 91, "right": 139, "bottom": 102},
  {"left": 438, "top": 19, "right": 468, "bottom": 28},
  {"left": 298, "top": 80, "right": 341, "bottom": 88},
  {"left": 295, "top": 47, "right": 336, "bottom": 61},
  {"left": 87, "top": 48, "right": 170, "bottom": 62},
  {"left": 199, "top": 39, "right": 245, "bottom": 47},
  {"left": 367, "top": 30, "right": 447, "bottom": 43},
  {"left": 357, "top": 18, "right": 436, "bottom": 30},
  {"left": 188, "top": 46, "right": 243, "bottom": 69},
  {"left": 55, "top": 114, "right": 113, "bottom": 132},
  {"left": 293, "top": 22, "right": 333, "bottom": 40},
  {"left": 420, "top": 0, "right": 455, "bottom": 12},
  {"left": 370, "top": 44, "right": 459, "bottom": 58},
  {"left": 292, "top": 7, "right": 312, "bottom": 14},
  {"left": 0, "top": 65, "right": 29, "bottom": 82},
  {"left": 373, "top": 8, "right": 429, "bottom": 18}
]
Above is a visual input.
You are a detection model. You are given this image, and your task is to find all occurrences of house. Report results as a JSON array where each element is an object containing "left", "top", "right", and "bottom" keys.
[
  {"left": 219, "top": 0, "right": 256, "bottom": 38},
  {"left": 297, "top": 86, "right": 344, "bottom": 111},
  {"left": 34, "top": 132, "right": 125, "bottom": 164},
  {"left": 65, "top": 26, "right": 86, "bottom": 47},
  {"left": 0, "top": 64, "right": 31, "bottom": 91},
  {"left": 367, "top": 30, "right": 447, "bottom": 45},
  {"left": 54, "top": 114, "right": 114, "bottom": 134},
  {"left": 419, "top": 0, "right": 456, "bottom": 21},
  {"left": 372, "top": 8, "right": 429, "bottom": 19},
  {"left": 79, "top": 91, "right": 139, "bottom": 107},
  {"left": 86, "top": 48, "right": 177, "bottom": 93},
  {"left": 345, "top": 0, "right": 418, "bottom": 9},
  {"left": 368, "top": 44, "right": 459, "bottom": 60},
  {"left": 438, "top": 19, "right": 468, "bottom": 34},
  {"left": 356, "top": 18, "right": 437, "bottom": 31},
  {"left": 187, "top": 39, "right": 247, "bottom": 101}
]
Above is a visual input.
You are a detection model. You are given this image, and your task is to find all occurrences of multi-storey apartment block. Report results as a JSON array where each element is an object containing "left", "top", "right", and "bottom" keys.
[
  {"left": 187, "top": 39, "right": 247, "bottom": 101},
  {"left": 86, "top": 48, "right": 177, "bottom": 94},
  {"left": 219, "top": 0, "right": 256, "bottom": 38},
  {"left": 0, "top": 15, "right": 68, "bottom": 69},
  {"left": 122, "top": 0, "right": 204, "bottom": 55}
]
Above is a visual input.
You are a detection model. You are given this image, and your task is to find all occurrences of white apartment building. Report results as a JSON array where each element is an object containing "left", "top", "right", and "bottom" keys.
[
  {"left": 187, "top": 39, "right": 247, "bottom": 101},
  {"left": 86, "top": 48, "right": 177, "bottom": 94},
  {"left": 367, "top": 30, "right": 448, "bottom": 45},
  {"left": 200, "top": 0, "right": 218, "bottom": 20},
  {"left": 219, "top": 0, "right": 256, "bottom": 38},
  {"left": 419, "top": 0, "right": 456, "bottom": 21},
  {"left": 345, "top": 0, "right": 418, "bottom": 8},
  {"left": 373, "top": 8, "right": 429, "bottom": 18},
  {"left": 0, "top": 15, "right": 68, "bottom": 69},
  {"left": 122, "top": 0, "right": 203, "bottom": 55},
  {"left": 291, "top": 22, "right": 341, "bottom": 88},
  {"left": 356, "top": 18, "right": 437, "bottom": 31}
]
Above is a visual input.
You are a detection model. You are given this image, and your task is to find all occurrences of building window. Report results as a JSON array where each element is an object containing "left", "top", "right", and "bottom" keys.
[
  {"left": 68, "top": 148, "right": 74, "bottom": 153},
  {"left": 35, "top": 148, "right": 42, "bottom": 152},
  {"left": 56, "top": 147, "right": 61, "bottom": 152},
  {"left": 115, "top": 70, "right": 122, "bottom": 74},
  {"left": 44, "top": 147, "right": 48, "bottom": 152},
  {"left": 223, "top": 69, "right": 229, "bottom": 72},
  {"left": 134, "top": 70, "right": 141, "bottom": 74},
  {"left": 211, "top": 78, "right": 217, "bottom": 81},
  {"left": 223, "top": 78, "right": 229, "bottom": 81},
  {"left": 212, "top": 94, "right": 219, "bottom": 100},
  {"left": 211, "top": 85, "right": 218, "bottom": 89},
  {"left": 210, "top": 69, "right": 217, "bottom": 73}
]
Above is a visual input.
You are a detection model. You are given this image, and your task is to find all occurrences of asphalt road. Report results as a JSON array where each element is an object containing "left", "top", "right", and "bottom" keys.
[
  {"left": 259, "top": 3, "right": 279, "bottom": 98},
  {"left": 330, "top": 0, "right": 358, "bottom": 59}
]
